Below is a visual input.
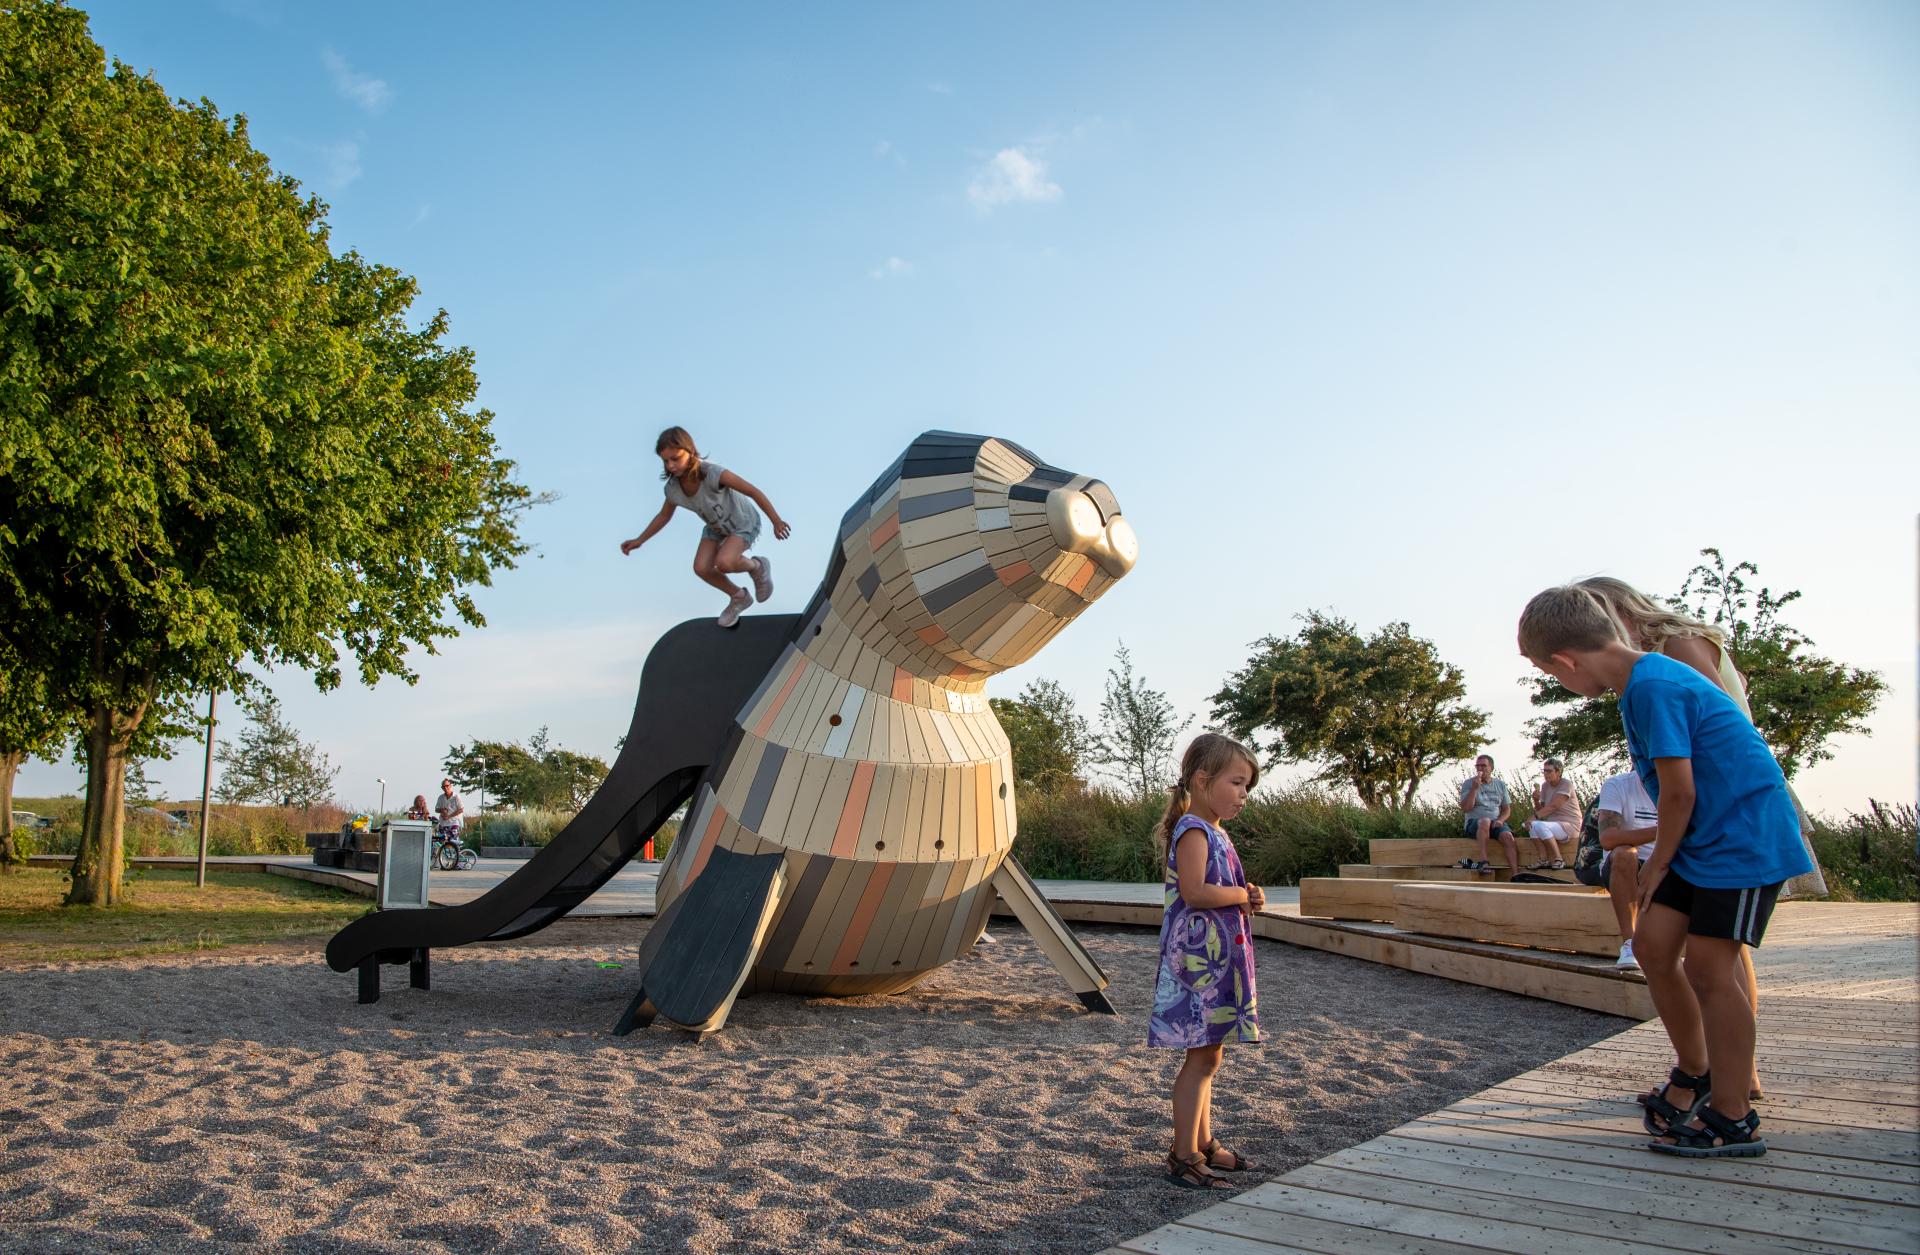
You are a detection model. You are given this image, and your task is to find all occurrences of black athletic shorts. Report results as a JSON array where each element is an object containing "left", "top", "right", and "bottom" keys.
[{"left": 1650, "top": 869, "right": 1783, "bottom": 947}]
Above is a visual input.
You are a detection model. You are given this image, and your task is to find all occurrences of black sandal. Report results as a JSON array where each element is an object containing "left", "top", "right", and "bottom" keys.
[
  {"left": 1638, "top": 1066, "right": 1711, "bottom": 1136},
  {"left": 1165, "top": 1151, "right": 1229, "bottom": 1189},
  {"left": 1202, "top": 1137, "right": 1253, "bottom": 1173},
  {"left": 1651, "top": 1106, "right": 1765, "bottom": 1158}
]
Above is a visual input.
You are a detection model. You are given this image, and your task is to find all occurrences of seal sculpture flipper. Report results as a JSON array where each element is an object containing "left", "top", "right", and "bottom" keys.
[
  {"left": 990, "top": 855, "right": 1115, "bottom": 1013},
  {"left": 618, "top": 846, "right": 788, "bottom": 1036}
]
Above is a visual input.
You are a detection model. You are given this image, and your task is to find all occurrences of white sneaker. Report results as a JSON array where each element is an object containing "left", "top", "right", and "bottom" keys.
[
  {"left": 1615, "top": 940, "right": 1640, "bottom": 970},
  {"left": 717, "top": 587, "right": 752, "bottom": 628},
  {"left": 750, "top": 556, "right": 774, "bottom": 603}
]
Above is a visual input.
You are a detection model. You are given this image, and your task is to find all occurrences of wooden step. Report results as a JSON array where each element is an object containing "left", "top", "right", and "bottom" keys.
[
  {"left": 1339, "top": 864, "right": 1481, "bottom": 881},
  {"left": 1368, "top": 837, "right": 1568, "bottom": 867},
  {"left": 1391, "top": 884, "right": 1621, "bottom": 958},
  {"left": 1303, "top": 878, "right": 1604, "bottom": 923}
]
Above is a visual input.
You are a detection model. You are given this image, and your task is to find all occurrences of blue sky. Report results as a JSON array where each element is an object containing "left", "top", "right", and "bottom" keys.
[{"left": 19, "top": 1, "right": 1918, "bottom": 815}]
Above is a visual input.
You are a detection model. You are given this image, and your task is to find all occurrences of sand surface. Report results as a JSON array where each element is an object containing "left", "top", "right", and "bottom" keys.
[{"left": 0, "top": 920, "right": 1626, "bottom": 1253}]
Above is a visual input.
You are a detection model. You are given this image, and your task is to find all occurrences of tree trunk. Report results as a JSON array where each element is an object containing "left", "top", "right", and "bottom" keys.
[
  {"left": 65, "top": 691, "right": 148, "bottom": 906},
  {"left": 0, "top": 750, "right": 20, "bottom": 873}
]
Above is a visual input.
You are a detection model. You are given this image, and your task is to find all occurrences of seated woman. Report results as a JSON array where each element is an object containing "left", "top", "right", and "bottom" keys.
[
  {"left": 1526, "top": 758, "right": 1581, "bottom": 870},
  {"left": 404, "top": 794, "right": 432, "bottom": 821}
]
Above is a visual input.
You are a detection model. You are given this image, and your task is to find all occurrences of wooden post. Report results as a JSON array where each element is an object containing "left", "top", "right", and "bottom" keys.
[{"left": 195, "top": 691, "right": 216, "bottom": 889}]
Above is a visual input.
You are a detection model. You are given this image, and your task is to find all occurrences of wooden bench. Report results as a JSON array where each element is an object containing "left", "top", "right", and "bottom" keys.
[
  {"left": 1365, "top": 838, "right": 1579, "bottom": 883},
  {"left": 1301, "top": 877, "right": 1604, "bottom": 924}
]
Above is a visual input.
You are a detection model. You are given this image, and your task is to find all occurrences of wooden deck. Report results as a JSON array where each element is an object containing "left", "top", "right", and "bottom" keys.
[{"left": 1109, "top": 902, "right": 1920, "bottom": 1255}]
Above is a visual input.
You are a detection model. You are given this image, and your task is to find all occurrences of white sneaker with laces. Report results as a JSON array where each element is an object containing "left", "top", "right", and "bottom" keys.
[
  {"left": 717, "top": 587, "right": 752, "bottom": 628},
  {"left": 751, "top": 556, "right": 774, "bottom": 603},
  {"left": 1616, "top": 940, "right": 1640, "bottom": 970}
]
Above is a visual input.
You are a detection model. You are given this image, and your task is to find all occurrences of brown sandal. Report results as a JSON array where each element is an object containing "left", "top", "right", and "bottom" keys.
[
  {"left": 1202, "top": 1136, "right": 1254, "bottom": 1172},
  {"left": 1165, "top": 1151, "right": 1229, "bottom": 1189}
]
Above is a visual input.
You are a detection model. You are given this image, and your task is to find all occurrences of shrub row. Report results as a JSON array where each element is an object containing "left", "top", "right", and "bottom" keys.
[{"left": 1010, "top": 783, "right": 1916, "bottom": 901}]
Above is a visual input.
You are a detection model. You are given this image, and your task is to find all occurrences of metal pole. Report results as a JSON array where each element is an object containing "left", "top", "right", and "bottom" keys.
[
  {"left": 478, "top": 756, "right": 487, "bottom": 817},
  {"left": 195, "top": 691, "right": 216, "bottom": 888}
]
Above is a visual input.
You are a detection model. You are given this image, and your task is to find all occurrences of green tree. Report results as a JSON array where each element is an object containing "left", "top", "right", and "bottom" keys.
[
  {"left": 0, "top": 643, "right": 67, "bottom": 872},
  {"left": 0, "top": 3, "right": 535, "bottom": 904},
  {"left": 1212, "top": 611, "right": 1487, "bottom": 809},
  {"left": 990, "top": 677, "right": 1093, "bottom": 790},
  {"left": 1526, "top": 550, "right": 1886, "bottom": 779},
  {"left": 215, "top": 692, "right": 338, "bottom": 807},
  {"left": 1092, "top": 643, "right": 1191, "bottom": 798},
  {"left": 443, "top": 727, "right": 608, "bottom": 810}
]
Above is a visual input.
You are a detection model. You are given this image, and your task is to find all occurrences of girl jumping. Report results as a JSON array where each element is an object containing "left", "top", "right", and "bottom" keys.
[
  {"left": 620, "top": 426, "right": 791, "bottom": 627},
  {"left": 1149, "top": 732, "right": 1265, "bottom": 1190}
]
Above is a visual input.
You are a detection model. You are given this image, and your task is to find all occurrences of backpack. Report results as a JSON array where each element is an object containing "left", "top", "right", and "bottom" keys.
[{"left": 1572, "top": 803, "right": 1606, "bottom": 886}]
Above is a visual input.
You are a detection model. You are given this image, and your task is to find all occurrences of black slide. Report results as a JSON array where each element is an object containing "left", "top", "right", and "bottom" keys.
[{"left": 325, "top": 614, "right": 799, "bottom": 1000}]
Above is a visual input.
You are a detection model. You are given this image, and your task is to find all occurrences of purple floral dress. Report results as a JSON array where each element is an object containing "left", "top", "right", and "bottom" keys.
[{"left": 1148, "top": 814, "right": 1260, "bottom": 1048}]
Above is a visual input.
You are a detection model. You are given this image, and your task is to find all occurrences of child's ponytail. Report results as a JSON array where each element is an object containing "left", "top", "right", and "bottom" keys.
[{"left": 1153, "top": 776, "right": 1191, "bottom": 853}]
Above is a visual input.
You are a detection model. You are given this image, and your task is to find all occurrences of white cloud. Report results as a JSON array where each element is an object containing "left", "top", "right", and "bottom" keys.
[
  {"left": 869, "top": 257, "right": 914, "bottom": 280},
  {"left": 926, "top": 81, "right": 953, "bottom": 95},
  {"left": 322, "top": 47, "right": 391, "bottom": 113},
  {"left": 874, "top": 139, "right": 905, "bottom": 168},
  {"left": 410, "top": 203, "right": 432, "bottom": 228},
  {"left": 967, "top": 147, "right": 1062, "bottom": 211},
  {"left": 317, "top": 140, "right": 361, "bottom": 192}
]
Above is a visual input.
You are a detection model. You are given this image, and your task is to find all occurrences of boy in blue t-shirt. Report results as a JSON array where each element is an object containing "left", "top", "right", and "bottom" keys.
[{"left": 1517, "top": 585, "right": 1810, "bottom": 1160}]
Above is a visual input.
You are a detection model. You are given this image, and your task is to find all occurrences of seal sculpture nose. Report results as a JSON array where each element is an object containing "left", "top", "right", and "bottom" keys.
[{"left": 1045, "top": 486, "right": 1138, "bottom": 577}]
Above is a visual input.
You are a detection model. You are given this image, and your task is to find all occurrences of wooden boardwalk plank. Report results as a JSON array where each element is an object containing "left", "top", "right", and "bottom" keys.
[{"left": 1112, "top": 897, "right": 1917, "bottom": 1255}]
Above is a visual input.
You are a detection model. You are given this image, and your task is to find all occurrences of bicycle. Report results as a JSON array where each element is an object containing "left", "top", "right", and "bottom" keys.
[{"left": 434, "top": 821, "right": 478, "bottom": 871}]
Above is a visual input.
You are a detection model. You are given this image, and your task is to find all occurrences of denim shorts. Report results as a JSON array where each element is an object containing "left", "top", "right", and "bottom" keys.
[
  {"left": 702, "top": 519, "right": 761, "bottom": 548},
  {"left": 1462, "top": 817, "right": 1513, "bottom": 838}
]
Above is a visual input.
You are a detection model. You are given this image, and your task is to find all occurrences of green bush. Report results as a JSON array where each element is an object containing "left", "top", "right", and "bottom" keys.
[
  {"left": 1809, "top": 804, "right": 1918, "bottom": 902},
  {"left": 465, "top": 810, "right": 679, "bottom": 857},
  {"left": 27, "top": 802, "right": 342, "bottom": 858},
  {"left": 1011, "top": 782, "right": 1475, "bottom": 884}
]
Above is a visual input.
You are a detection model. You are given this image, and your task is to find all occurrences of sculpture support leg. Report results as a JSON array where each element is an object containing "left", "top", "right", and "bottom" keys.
[
  {"left": 358, "top": 958, "right": 380, "bottom": 1004},
  {"left": 409, "top": 948, "right": 430, "bottom": 991},
  {"left": 989, "top": 856, "right": 1114, "bottom": 1012}
]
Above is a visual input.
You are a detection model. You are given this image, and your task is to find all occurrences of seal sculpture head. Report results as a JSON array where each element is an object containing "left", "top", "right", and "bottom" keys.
[{"left": 653, "top": 432, "right": 1134, "bottom": 1007}]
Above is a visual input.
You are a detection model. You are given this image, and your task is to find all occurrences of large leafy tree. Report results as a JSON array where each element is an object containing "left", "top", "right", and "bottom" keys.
[
  {"left": 0, "top": 3, "right": 535, "bottom": 904},
  {"left": 1212, "top": 611, "right": 1487, "bottom": 809},
  {"left": 443, "top": 727, "right": 609, "bottom": 811},
  {"left": 1092, "top": 643, "right": 1191, "bottom": 798},
  {"left": 215, "top": 692, "right": 338, "bottom": 808},
  {"left": 1527, "top": 550, "right": 1886, "bottom": 779},
  {"left": 990, "top": 677, "right": 1093, "bottom": 790},
  {"left": 0, "top": 642, "right": 67, "bottom": 872}
]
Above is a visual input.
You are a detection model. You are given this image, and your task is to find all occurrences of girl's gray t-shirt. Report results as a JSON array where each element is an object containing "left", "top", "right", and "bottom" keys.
[{"left": 663, "top": 460, "right": 760, "bottom": 536}]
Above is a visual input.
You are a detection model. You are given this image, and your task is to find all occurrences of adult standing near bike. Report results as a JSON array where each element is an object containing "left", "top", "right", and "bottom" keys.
[{"left": 434, "top": 779, "right": 465, "bottom": 833}]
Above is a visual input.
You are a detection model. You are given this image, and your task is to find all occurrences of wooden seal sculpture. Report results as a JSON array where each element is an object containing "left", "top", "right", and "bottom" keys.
[{"left": 619, "top": 431, "right": 1138, "bottom": 1034}]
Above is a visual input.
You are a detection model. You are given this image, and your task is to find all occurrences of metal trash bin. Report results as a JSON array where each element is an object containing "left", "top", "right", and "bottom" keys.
[{"left": 377, "top": 820, "right": 433, "bottom": 909}]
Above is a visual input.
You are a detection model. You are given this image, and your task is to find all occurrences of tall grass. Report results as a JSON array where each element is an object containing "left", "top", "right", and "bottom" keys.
[
  {"left": 1012, "top": 783, "right": 1469, "bottom": 885},
  {"left": 1809, "top": 802, "right": 1918, "bottom": 902},
  {"left": 17, "top": 799, "right": 346, "bottom": 858},
  {"left": 466, "top": 810, "right": 680, "bottom": 857}
]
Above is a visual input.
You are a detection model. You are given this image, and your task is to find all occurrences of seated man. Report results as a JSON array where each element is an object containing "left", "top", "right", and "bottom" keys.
[
  {"left": 1455, "top": 754, "right": 1519, "bottom": 875},
  {"left": 1595, "top": 769, "right": 1659, "bottom": 969}
]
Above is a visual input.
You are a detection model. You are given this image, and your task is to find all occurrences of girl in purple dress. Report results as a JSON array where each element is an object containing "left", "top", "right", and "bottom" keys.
[{"left": 1150, "top": 732, "right": 1265, "bottom": 1190}]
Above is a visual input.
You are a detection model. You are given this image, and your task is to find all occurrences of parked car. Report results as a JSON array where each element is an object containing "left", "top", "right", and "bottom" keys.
[{"left": 9, "top": 810, "right": 54, "bottom": 830}]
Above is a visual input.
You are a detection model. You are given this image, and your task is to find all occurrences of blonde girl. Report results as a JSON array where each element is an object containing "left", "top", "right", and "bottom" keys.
[
  {"left": 1578, "top": 575, "right": 1825, "bottom": 1101},
  {"left": 620, "top": 427, "right": 791, "bottom": 628},
  {"left": 1149, "top": 732, "right": 1265, "bottom": 1190}
]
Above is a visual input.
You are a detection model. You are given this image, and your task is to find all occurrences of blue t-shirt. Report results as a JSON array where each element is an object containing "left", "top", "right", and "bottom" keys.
[{"left": 1618, "top": 653, "right": 1810, "bottom": 889}]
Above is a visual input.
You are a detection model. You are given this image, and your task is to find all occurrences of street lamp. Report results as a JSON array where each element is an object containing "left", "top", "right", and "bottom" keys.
[
  {"left": 376, "top": 777, "right": 386, "bottom": 817},
  {"left": 476, "top": 756, "right": 487, "bottom": 816}
]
